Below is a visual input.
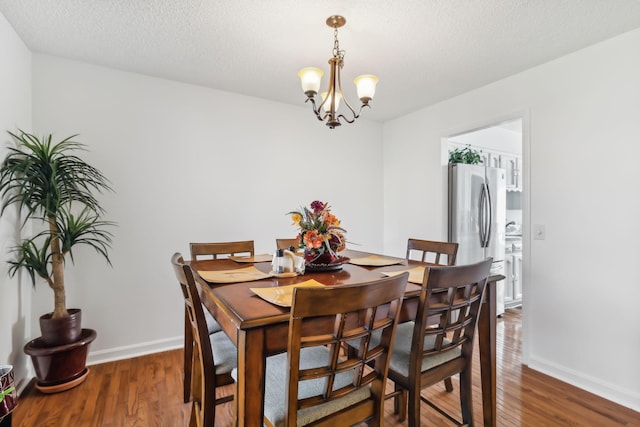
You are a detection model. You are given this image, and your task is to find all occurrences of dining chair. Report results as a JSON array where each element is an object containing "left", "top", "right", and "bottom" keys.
[
  {"left": 276, "top": 237, "right": 300, "bottom": 250},
  {"left": 171, "top": 253, "right": 223, "bottom": 402},
  {"left": 254, "top": 273, "right": 409, "bottom": 427},
  {"left": 406, "top": 238, "right": 459, "bottom": 266},
  {"left": 189, "top": 240, "right": 254, "bottom": 260},
  {"left": 384, "top": 258, "right": 492, "bottom": 427},
  {"left": 170, "top": 254, "right": 237, "bottom": 426},
  {"left": 406, "top": 238, "right": 460, "bottom": 392}
]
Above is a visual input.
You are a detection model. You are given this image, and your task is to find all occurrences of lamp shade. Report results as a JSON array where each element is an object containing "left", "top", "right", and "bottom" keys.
[
  {"left": 354, "top": 74, "right": 379, "bottom": 103},
  {"left": 298, "top": 67, "right": 324, "bottom": 96}
]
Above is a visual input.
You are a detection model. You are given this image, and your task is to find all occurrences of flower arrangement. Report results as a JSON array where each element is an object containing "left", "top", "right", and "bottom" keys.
[{"left": 288, "top": 200, "right": 346, "bottom": 261}]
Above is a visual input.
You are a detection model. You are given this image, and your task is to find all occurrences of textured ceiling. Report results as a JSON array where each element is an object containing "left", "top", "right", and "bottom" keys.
[{"left": 2, "top": 0, "right": 640, "bottom": 122}]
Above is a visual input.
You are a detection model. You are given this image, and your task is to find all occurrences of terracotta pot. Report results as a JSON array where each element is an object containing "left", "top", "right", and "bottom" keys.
[
  {"left": 0, "top": 365, "right": 17, "bottom": 419},
  {"left": 39, "top": 308, "right": 82, "bottom": 346},
  {"left": 24, "top": 328, "right": 97, "bottom": 393}
]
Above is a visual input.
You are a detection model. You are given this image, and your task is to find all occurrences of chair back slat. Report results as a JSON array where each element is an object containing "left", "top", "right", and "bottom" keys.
[
  {"left": 406, "top": 238, "right": 459, "bottom": 265},
  {"left": 190, "top": 240, "right": 254, "bottom": 260}
]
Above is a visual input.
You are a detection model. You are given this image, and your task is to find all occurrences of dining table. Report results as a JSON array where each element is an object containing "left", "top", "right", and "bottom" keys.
[{"left": 189, "top": 248, "right": 501, "bottom": 427}]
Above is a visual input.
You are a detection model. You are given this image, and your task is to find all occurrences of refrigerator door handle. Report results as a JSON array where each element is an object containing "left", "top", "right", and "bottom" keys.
[
  {"left": 485, "top": 182, "right": 493, "bottom": 248},
  {"left": 479, "top": 183, "right": 487, "bottom": 247}
]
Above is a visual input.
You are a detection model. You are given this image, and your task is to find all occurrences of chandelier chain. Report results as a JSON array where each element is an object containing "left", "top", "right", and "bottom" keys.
[{"left": 333, "top": 27, "right": 345, "bottom": 61}]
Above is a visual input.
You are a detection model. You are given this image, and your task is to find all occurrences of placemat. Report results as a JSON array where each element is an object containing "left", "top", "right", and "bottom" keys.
[
  {"left": 381, "top": 266, "right": 425, "bottom": 284},
  {"left": 198, "top": 266, "right": 273, "bottom": 283},
  {"left": 250, "top": 280, "right": 325, "bottom": 307},
  {"left": 348, "top": 254, "right": 404, "bottom": 267},
  {"left": 229, "top": 253, "right": 272, "bottom": 263}
]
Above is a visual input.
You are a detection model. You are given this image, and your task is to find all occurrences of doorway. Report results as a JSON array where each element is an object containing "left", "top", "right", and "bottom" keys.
[{"left": 446, "top": 118, "right": 524, "bottom": 315}]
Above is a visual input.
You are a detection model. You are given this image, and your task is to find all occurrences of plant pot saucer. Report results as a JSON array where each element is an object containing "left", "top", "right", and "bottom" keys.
[
  {"left": 35, "top": 368, "right": 89, "bottom": 394},
  {"left": 24, "top": 328, "right": 96, "bottom": 393}
]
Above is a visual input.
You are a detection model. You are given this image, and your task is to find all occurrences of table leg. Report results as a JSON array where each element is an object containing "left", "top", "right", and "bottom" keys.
[
  {"left": 478, "top": 278, "right": 497, "bottom": 427},
  {"left": 236, "top": 328, "right": 266, "bottom": 427}
]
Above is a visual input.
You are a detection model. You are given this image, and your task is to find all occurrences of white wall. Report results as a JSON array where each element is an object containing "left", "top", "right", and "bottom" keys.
[
  {"left": 31, "top": 54, "right": 384, "bottom": 363},
  {"left": 0, "top": 12, "right": 32, "bottom": 390},
  {"left": 383, "top": 29, "right": 640, "bottom": 410},
  {"left": 448, "top": 121, "right": 522, "bottom": 155}
]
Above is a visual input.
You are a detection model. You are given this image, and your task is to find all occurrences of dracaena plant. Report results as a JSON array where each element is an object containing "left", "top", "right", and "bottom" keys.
[{"left": 0, "top": 130, "right": 114, "bottom": 319}]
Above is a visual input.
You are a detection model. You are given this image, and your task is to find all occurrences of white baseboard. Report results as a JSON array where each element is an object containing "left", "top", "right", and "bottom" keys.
[
  {"left": 528, "top": 355, "right": 640, "bottom": 412},
  {"left": 86, "top": 336, "right": 183, "bottom": 366}
]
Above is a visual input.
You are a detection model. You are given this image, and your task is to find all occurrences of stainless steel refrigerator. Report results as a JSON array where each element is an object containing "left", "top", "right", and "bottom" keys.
[{"left": 448, "top": 163, "right": 506, "bottom": 315}]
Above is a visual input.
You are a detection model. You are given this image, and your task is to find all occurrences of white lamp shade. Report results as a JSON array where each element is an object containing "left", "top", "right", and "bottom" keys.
[
  {"left": 298, "top": 67, "right": 324, "bottom": 94},
  {"left": 354, "top": 74, "right": 379, "bottom": 101},
  {"left": 321, "top": 91, "right": 342, "bottom": 112}
]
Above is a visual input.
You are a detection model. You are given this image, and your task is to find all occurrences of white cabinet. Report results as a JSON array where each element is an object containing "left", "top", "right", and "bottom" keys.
[
  {"left": 481, "top": 151, "right": 501, "bottom": 169},
  {"left": 513, "top": 253, "right": 522, "bottom": 303},
  {"left": 499, "top": 154, "right": 521, "bottom": 191},
  {"left": 504, "top": 252, "right": 522, "bottom": 309}
]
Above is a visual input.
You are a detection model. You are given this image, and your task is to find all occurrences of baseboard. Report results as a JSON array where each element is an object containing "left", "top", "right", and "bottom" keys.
[
  {"left": 86, "top": 336, "right": 183, "bottom": 366},
  {"left": 528, "top": 355, "right": 640, "bottom": 412}
]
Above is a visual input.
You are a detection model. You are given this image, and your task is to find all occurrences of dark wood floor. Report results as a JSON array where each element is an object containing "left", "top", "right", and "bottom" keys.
[{"left": 12, "top": 309, "right": 640, "bottom": 426}]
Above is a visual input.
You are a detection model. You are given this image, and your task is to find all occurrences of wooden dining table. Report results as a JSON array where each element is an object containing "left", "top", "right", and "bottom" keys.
[{"left": 189, "top": 249, "right": 501, "bottom": 427}]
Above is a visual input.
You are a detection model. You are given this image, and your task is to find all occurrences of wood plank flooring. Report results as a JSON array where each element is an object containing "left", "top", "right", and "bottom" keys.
[{"left": 12, "top": 309, "right": 640, "bottom": 426}]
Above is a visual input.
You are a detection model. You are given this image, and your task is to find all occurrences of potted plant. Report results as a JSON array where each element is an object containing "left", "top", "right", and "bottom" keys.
[
  {"left": 448, "top": 144, "right": 482, "bottom": 164},
  {"left": 0, "top": 130, "right": 114, "bottom": 393}
]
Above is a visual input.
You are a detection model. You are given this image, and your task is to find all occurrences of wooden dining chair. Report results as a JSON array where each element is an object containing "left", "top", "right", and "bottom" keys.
[
  {"left": 384, "top": 258, "right": 492, "bottom": 427},
  {"left": 255, "top": 273, "right": 409, "bottom": 427},
  {"left": 276, "top": 237, "right": 300, "bottom": 250},
  {"left": 171, "top": 253, "right": 223, "bottom": 402},
  {"left": 406, "top": 238, "right": 459, "bottom": 266},
  {"left": 170, "top": 254, "right": 237, "bottom": 426},
  {"left": 406, "top": 238, "right": 460, "bottom": 392},
  {"left": 189, "top": 240, "right": 254, "bottom": 260}
]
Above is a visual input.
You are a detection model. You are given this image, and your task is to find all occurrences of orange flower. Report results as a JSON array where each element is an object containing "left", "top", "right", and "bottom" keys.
[
  {"left": 323, "top": 212, "right": 340, "bottom": 227},
  {"left": 303, "top": 230, "right": 324, "bottom": 249}
]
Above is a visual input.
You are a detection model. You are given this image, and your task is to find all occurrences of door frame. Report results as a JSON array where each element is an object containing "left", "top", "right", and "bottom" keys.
[{"left": 440, "top": 108, "right": 531, "bottom": 365}]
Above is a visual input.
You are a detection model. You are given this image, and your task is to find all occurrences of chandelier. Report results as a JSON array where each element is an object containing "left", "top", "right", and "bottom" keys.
[{"left": 298, "top": 15, "right": 379, "bottom": 129}]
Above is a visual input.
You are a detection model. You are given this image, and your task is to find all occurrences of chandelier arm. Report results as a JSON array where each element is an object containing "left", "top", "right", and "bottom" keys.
[
  {"left": 307, "top": 97, "right": 330, "bottom": 122},
  {"left": 335, "top": 62, "right": 358, "bottom": 120},
  {"left": 336, "top": 114, "right": 355, "bottom": 124},
  {"left": 337, "top": 103, "right": 370, "bottom": 124}
]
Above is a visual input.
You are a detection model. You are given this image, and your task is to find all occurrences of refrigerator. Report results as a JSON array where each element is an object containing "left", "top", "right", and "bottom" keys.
[{"left": 448, "top": 163, "right": 507, "bottom": 316}]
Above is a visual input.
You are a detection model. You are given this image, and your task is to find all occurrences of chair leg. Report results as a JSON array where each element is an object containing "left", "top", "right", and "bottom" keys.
[
  {"left": 459, "top": 367, "right": 474, "bottom": 426},
  {"left": 393, "top": 383, "right": 408, "bottom": 422},
  {"left": 184, "top": 309, "right": 193, "bottom": 403},
  {"left": 444, "top": 376, "right": 454, "bottom": 392},
  {"left": 407, "top": 388, "right": 421, "bottom": 427}
]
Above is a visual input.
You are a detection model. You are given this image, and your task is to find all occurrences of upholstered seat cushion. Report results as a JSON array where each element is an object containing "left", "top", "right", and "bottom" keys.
[
  {"left": 210, "top": 330, "right": 237, "bottom": 375},
  {"left": 203, "top": 304, "right": 222, "bottom": 334},
  {"left": 232, "top": 347, "right": 371, "bottom": 427},
  {"left": 370, "top": 321, "right": 460, "bottom": 377}
]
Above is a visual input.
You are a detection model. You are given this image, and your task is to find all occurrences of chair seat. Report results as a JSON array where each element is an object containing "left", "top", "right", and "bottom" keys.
[
  {"left": 210, "top": 331, "right": 237, "bottom": 375},
  {"left": 203, "top": 305, "right": 222, "bottom": 334},
  {"left": 233, "top": 347, "right": 371, "bottom": 427},
  {"left": 371, "top": 322, "right": 460, "bottom": 378}
]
